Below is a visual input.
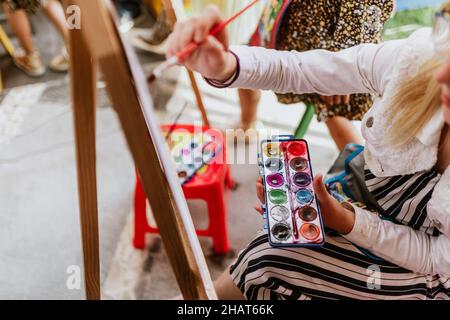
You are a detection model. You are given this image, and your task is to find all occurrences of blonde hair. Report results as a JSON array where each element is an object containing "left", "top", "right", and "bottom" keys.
[
  {"left": 387, "top": 3, "right": 450, "bottom": 146},
  {"left": 387, "top": 60, "right": 442, "bottom": 146}
]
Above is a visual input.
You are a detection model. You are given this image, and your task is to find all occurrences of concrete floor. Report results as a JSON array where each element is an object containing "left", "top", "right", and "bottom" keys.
[
  {"left": 0, "top": 13, "right": 342, "bottom": 299},
  {"left": 0, "top": 80, "right": 134, "bottom": 299}
]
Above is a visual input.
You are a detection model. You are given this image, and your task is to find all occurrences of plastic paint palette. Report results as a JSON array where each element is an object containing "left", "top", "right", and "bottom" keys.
[
  {"left": 168, "top": 131, "right": 218, "bottom": 185},
  {"left": 259, "top": 138, "right": 325, "bottom": 247}
]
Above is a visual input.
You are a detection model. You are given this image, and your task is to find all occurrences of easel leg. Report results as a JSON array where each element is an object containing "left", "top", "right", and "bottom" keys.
[
  {"left": 0, "top": 25, "right": 15, "bottom": 57},
  {"left": 70, "top": 0, "right": 217, "bottom": 300},
  {"left": 0, "top": 24, "right": 15, "bottom": 94},
  {"left": 187, "top": 70, "right": 210, "bottom": 128},
  {"left": 69, "top": 27, "right": 100, "bottom": 300}
]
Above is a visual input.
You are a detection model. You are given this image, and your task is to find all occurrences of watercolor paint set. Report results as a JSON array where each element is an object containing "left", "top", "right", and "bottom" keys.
[{"left": 259, "top": 136, "right": 325, "bottom": 247}]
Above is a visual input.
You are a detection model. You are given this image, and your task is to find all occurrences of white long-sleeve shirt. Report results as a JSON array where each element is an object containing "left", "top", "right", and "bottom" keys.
[{"left": 210, "top": 29, "right": 450, "bottom": 278}]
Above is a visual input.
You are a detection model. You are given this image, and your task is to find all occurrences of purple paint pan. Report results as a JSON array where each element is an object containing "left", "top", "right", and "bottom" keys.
[{"left": 292, "top": 172, "right": 311, "bottom": 187}]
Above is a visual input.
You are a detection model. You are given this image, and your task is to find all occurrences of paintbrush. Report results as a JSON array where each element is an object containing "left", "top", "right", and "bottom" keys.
[{"left": 148, "top": 0, "right": 260, "bottom": 83}]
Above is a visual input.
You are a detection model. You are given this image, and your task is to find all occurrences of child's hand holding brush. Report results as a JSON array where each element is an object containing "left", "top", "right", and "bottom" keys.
[
  {"left": 164, "top": 4, "right": 256, "bottom": 82},
  {"left": 166, "top": 5, "right": 236, "bottom": 81}
]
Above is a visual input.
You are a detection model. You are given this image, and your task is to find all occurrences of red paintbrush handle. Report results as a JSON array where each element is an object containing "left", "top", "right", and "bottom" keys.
[
  {"left": 176, "top": 0, "right": 259, "bottom": 62},
  {"left": 178, "top": 42, "right": 200, "bottom": 61},
  {"left": 177, "top": 23, "right": 224, "bottom": 61}
]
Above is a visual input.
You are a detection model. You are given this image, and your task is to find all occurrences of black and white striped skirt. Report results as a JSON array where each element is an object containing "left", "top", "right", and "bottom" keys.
[{"left": 230, "top": 232, "right": 450, "bottom": 300}]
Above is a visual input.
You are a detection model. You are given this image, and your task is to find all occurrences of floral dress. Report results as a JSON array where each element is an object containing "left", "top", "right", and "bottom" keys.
[
  {"left": 1, "top": 0, "right": 41, "bottom": 13},
  {"left": 251, "top": 0, "right": 394, "bottom": 121}
]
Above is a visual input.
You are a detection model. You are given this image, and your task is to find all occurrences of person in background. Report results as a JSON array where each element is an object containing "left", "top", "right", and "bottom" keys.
[
  {"left": 237, "top": 0, "right": 395, "bottom": 150},
  {"left": 1, "top": 0, "right": 68, "bottom": 77}
]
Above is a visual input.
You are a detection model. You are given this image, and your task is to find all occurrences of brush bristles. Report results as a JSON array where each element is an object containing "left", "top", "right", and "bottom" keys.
[{"left": 148, "top": 56, "right": 179, "bottom": 83}]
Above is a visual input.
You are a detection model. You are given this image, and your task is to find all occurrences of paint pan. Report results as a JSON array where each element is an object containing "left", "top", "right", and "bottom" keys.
[
  {"left": 268, "top": 189, "right": 288, "bottom": 205},
  {"left": 292, "top": 172, "right": 311, "bottom": 187},
  {"left": 267, "top": 173, "right": 284, "bottom": 188},
  {"left": 265, "top": 158, "right": 283, "bottom": 172},
  {"left": 271, "top": 223, "right": 292, "bottom": 241},
  {"left": 287, "top": 142, "right": 306, "bottom": 157},
  {"left": 296, "top": 206, "right": 317, "bottom": 222},
  {"left": 264, "top": 143, "right": 281, "bottom": 157},
  {"left": 295, "top": 189, "right": 314, "bottom": 205},
  {"left": 270, "top": 206, "right": 290, "bottom": 222},
  {"left": 300, "top": 223, "right": 321, "bottom": 241},
  {"left": 290, "top": 157, "right": 308, "bottom": 172}
]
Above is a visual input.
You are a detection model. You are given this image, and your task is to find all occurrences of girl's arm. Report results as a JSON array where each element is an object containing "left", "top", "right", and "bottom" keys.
[
  {"left": 343, "top": 172, "right": 450, "bottom": 277},
  {"left": 313, "top": 174, "right": 450, "bottom": 278},
  {"left": 343, "top": 205, "right": 450, "bottom": 278},
  {"left": 217, "top": 40, "right": 403, "bottom": 97}
]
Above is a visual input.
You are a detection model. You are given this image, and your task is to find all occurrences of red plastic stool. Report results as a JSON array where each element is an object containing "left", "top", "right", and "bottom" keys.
[{"left": 133, "top": 124, "right": 234, "bottom": 254}]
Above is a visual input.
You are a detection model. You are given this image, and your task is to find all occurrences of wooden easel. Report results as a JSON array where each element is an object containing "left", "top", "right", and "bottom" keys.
[
  {"left": 68, "top": 0, "right": 217, "bottom": 300},
  {"left": 0, "top": 24, "right": 14, "bottom": 93}
]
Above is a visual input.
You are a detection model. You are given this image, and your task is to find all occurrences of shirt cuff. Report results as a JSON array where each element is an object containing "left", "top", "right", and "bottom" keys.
[
  {"left": 341, "top": 203, "right": 379, "bottom": 248},
  {"left": 204, "top": 50, "right": 241, "bottom": 88}
]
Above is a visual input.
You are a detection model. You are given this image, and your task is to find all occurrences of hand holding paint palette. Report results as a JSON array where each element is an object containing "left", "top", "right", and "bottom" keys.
[{"left": 259, "top": 138, "right": 325, "bottom": 247}]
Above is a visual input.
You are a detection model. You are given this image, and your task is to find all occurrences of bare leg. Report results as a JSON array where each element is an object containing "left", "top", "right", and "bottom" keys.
[
  {"left": 214, "top": 268, "right": 246, "bottom": 300},
  {"left": 325, "top": 116, "right": 363, "bottom": 152},
  {"left": 238, "top": 88, "right": 261, "bottom": 130},
  {"left": 41, "top": 0, "right": 69, "bottom": 45},
  {"left": 3, "top": 4, "right": 36, "bottom": 54}
]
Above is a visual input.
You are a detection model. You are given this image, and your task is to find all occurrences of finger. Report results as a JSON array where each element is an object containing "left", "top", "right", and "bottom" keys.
[
  {"left": 256, "top": 180, "right": 264, "bottom": 189},
  {"left": 203, "top": 5, "right": 224, "bottom": 28},
  {"left": 193, "top": 18, "right": 209, "bottom": 43},
  {"left": 169, "top": 22, "right": 185, "bottom": 55},
  {"left": 186, "top": 35, "right": 225, "bottom": 67},
  {"left": 343, "top": 95, "right": 350, "bottom": 105},
  {"left": 256, "top": 177, "right": 264, "bottom": 199},
  {"left": 256, "top": 181, "right": 265, "bottom": 204},
  {"left": 192, "top": 6, "right": 226, "bottom": 44},
  {"left": 333, "top": 95, "right": 340, "bottom": 105},
  {"left": 193, "top": 6, "right": 222, "bottom": 43},
  {"left": 202, "top": 5, "right": 228, "bottom": 49},
  {"left": 177, "top": 22, "right": 197, "bottom": 54},
  {"left": 256, "top": 180, "right": 263, "bottom": 192},
  {"left": 254, "top": 205, "right": 264, "bottom": 215},
  {"left": 203, "top": 30, "right": 229, "bottom": 53},
  {"left": 322, "top": 96, "right": 332, "bottom": 105},
  {"left": 203, "top": 35, "right": 226, "bottom": 53},
  {"left": 256, "top": 181, "right": 264, "bottom": 195},
  {"left": 313, "top": 174, "right": 332, "bottom": 204},
  {"left": 166, "top": 30, "right": 179, "bottom": 58}
]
